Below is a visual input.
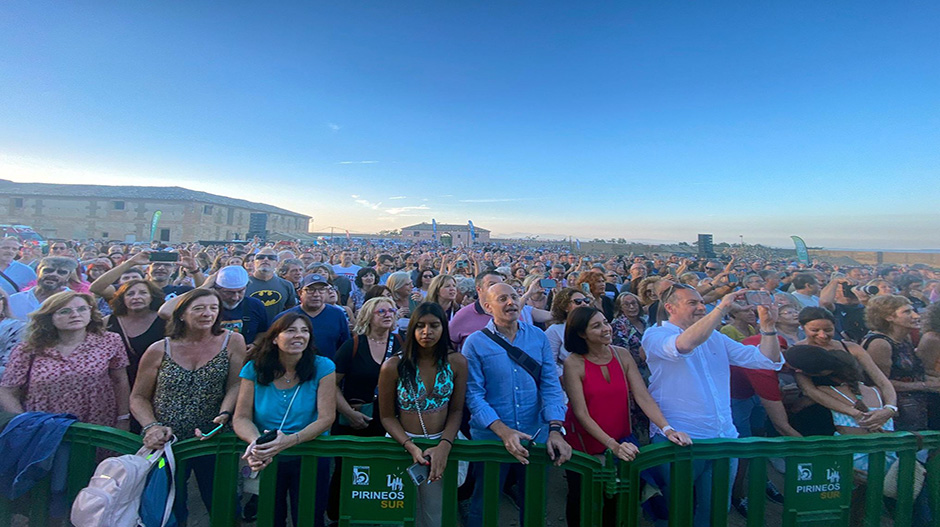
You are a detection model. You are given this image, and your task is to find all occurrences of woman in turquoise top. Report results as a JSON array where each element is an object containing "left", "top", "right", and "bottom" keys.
[
  {"left": 378, "top": 302, "right": 467, "bottom": 527},
  {"left": 234, "top": 312, "right": 336, "bottom": 527}
]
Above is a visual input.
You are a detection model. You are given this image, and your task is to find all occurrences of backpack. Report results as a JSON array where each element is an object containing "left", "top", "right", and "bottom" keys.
[{"left": 71, "top": 440, "right": 176, "bottom": 527}]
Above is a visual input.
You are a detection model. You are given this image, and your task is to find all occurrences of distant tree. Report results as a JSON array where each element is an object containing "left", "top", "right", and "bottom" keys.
[{"left": 617, "top": 238, "right": 627, "bottom": 244}]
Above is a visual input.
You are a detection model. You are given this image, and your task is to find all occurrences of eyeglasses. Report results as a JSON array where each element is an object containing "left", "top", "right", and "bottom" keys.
[
  {"left": 42, "top": 268, "right": 70, "bottom": 276},
  {"left": 54, "top": 305, "right": 91, "bottom": 316},
  {"left": 374, "top": 308, "right": 397, "bottom": 316},
  {"left": 571, "top": 298, "right": 592, "bottom": 306},
  {"left": 660, "top": 283, "right": 695, "bottom": 304},
  {"left": 303, "top": 287, "right": 328, "bottom": 295},
  {"left": 255, "top": 255, "right": 277, "bottom": 260}
]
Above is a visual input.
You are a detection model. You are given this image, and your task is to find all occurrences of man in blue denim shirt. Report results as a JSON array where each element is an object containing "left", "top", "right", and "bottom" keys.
[{"left": 463, "top": 282, "right": 570, "bottom": 526}]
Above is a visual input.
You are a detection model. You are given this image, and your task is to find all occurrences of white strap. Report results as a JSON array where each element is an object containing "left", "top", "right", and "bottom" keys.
[{"left": 279, "top": 385, "right": 302, "bottom": 430}]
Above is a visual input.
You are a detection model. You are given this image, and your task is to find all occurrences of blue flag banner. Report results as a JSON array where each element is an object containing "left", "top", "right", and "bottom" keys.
[
  {"left": 150, "top": 211, "right": 162, "bottom": 241},
  {"left": 791, "top": 235, "right": 810, "bottom": 264},
  {"left": 468, "top": 220, "right": 475, "bottom": 240}
]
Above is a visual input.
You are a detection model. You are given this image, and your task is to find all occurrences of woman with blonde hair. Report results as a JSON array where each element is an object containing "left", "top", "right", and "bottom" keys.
[
  {"left": 0, "top": 291, "right": 130, "bottom": 428},
  {"left": 426, "top": 274, "right": 459, "bottom": 320}
]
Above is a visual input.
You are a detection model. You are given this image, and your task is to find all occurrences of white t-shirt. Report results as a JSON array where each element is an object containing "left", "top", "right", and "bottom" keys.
[{"left": 332, "top": 264, "right": 362, "bottom": 282}]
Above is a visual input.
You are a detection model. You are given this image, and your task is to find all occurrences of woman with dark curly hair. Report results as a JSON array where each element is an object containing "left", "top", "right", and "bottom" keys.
[
  {"left": 351, "top": 267, "right": 380, "bottom": 312},
  {"left": 0, "top": 291, "right": 130, "bottom": 428},
  {"left": 863, "top": 295, "right": 940, "bottom": 431}
]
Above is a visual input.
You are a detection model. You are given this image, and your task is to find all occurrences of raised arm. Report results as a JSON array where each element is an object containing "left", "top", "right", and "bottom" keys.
[{"left": 90, "top": 251, "right": 151, "bottom": 300}]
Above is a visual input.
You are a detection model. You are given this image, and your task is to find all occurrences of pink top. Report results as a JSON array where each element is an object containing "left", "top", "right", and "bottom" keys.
[
  {"left": 0, "top": 331, "right": 129, "bottom": 426},
  {"left": 565, "top": 350, "right": 632, "bottom": 455}
]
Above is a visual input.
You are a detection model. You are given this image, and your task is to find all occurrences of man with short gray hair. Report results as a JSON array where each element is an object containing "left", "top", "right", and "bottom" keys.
[
  {"left": 0, "top": 237, "right": 36, "bottom": 295},
  {"left": 9, "top": 257, "right": 76, "bottom": 321}
]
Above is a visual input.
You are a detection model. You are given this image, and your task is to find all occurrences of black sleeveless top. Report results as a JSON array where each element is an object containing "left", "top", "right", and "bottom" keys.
[{"left": 106, "top": 315, "right": 167, "bottom": 388}]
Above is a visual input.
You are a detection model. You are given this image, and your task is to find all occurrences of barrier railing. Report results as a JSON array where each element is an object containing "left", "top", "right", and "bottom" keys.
[{"left": 1, "top": 424, "right": 937, "bottom": 526}]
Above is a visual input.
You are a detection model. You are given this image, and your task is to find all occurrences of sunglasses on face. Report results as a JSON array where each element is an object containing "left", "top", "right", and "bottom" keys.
[
  {"left": 705, "top": 267, "right": 720, "bottom": 271},
  {"left": 571, "top": 298, "right": 592, "bottom": 306},
  {"left": 255, "top": 255, "right": 277, "bottom": 260},
  {"left": 42, "top": 268, "right": 70, "bottom": 276}
]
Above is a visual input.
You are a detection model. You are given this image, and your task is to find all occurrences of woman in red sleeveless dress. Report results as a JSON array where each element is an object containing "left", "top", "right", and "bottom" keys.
[{"left": 562, "top": 306, "right": 691, "bottom": 526}]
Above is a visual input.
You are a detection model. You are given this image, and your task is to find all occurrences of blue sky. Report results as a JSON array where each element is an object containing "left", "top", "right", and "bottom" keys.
[{"left": 1, "top": 2, "right": 937, "bottom": 249}]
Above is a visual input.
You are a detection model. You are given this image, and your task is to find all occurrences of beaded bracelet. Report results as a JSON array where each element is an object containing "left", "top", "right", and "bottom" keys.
[{"left": 141, "top": 422, "right": 164, "bottom": 435}]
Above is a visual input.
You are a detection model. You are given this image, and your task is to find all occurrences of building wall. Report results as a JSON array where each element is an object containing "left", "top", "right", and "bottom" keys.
[
  {"left": 1, "top": 195, "right": 308, "bottom": 243},
  {"left": 403, "top": 228, "right": 490, "bottom": 245}
]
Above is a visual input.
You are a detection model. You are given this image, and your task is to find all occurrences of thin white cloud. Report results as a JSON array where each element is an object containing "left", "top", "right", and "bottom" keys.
[
  {"left": 352, "top": 196, "right": 382, "bottom": 210},
  {"left": 385, "top": 205, "right": 430, "bottom": 215},
  {"left": 327, "top": 122, "right": 341, "bottom": 131},
  {"left": 338, "top": 160, "right": 378, "bottom": 165},
  {"left": 458, "top": 198, "right": 529, "bottom": 203},
  {"left": 388, "top": 196, "right": 407, "bottom": 200}
]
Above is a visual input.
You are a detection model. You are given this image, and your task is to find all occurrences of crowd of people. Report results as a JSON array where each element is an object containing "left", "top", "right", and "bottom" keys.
[{"left": 1, "top": 236, "right": 939, "bottom": 526}]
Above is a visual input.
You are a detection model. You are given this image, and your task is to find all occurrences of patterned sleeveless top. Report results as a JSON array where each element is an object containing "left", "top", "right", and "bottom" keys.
[{"left": 153, "top": 331, "right": 231, "bottom": 439}]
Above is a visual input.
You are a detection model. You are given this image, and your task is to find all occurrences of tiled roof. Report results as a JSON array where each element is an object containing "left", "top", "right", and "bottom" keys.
[
  {"left": 0, "top": 180, "right": 308, "bottom": 218},
  {"left": 401, "top": 222, "right": 490, "bottom": 232}
]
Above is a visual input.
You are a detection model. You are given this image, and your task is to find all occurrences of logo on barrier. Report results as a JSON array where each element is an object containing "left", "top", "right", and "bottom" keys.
[
  {"left": 797, "top": 463, "right": 813, "bottom": 481},
  {"left": 352, "top": 466, "right": 370, "bottom": 486},
  {"left": 827, "top": 468, "right": 840, "bottom": 484},
  {"left": 387, "top": 474, "right": 403, "bottom": 492}
]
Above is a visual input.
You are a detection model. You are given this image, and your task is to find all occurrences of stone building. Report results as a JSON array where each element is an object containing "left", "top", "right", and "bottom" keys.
[
  {"left": 400, "top": 222, "right": 490, "bottom": 246},
  {"left": 0, "top": 180, "right": 310, "bottom": 243}
]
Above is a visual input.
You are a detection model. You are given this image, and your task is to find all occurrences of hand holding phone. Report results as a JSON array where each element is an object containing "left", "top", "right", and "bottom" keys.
[
  {"left": 196, "top": 422, "right": 224, "bottom": 440},
  {"left": 255, "top": 429, "right": 278, "bottom": 445},
  {"left": 406, "top": 459, "right": 431, "bottom": 486}
]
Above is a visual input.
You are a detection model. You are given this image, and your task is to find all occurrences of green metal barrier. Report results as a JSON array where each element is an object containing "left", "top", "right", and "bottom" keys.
[
  {"left": 2, "top": 424, "right": 937, "bottom": 526},
  {"left": 619, "top": 432, "right": 940, "bottom": 527}
]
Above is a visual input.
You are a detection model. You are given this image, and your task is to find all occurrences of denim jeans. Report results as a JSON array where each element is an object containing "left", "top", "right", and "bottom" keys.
[{"left": 650, "top": 434, "right": 738, "bottom": 527}]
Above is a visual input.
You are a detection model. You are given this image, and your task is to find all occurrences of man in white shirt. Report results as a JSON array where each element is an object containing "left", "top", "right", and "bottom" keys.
[
  {"left": 331, "top": 249, "right": 362, "bottom": 282},
  {"left": 642, "top": 284, "right": 782, "bottom": 526},
  {"left": 790, "top": 273, "right": 821, "bottom": 308}
]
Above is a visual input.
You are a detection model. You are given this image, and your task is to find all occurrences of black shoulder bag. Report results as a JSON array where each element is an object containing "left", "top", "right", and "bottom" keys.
[{"left": 480, "top": 328, "right": 541, "bottom": 389}]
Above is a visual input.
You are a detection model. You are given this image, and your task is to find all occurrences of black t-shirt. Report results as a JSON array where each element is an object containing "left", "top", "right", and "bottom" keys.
[
  {"left": 162, "top": 284, "right": 192, "bottom": 301},
  {"left": 834, "top": 303, "right": 867, "bottom": 343},
  {"left": 334, "top": 334, "right": 402, "bottom": 404}
]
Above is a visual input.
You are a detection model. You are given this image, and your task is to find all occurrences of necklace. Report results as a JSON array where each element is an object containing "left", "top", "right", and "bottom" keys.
[{"left": 282, "top": 372, "right": 297, "bottom": 384}]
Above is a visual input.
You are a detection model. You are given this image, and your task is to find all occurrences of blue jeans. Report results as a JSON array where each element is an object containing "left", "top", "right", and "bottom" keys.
[
  {"left": 467, "top": 462, "right": 526, "bottom": 527},
  {"left": 650, "top": 434, "right": 738, "bottom": 527}
]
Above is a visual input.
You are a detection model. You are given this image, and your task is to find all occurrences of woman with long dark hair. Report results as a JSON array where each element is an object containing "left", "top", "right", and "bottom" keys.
[
  {"left": 378, "top": 302, "right": 467, "bottom": 527},
  {"left": 562, "top": 306, "right": 690, "bottom": 526},
  {"left": 233, "top": 312, "right": 336, "bottom": 527}
]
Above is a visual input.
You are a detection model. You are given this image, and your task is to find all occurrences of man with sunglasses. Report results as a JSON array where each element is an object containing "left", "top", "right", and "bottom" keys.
[
  {"left": 641, "top": 284, "right": 783, "bottom": 526},
  {"left": 246, "top": 248, "right": 298, "bottom": 321},
  {"left": 9, "top": 257, "right": 76, "bottom": 321}
]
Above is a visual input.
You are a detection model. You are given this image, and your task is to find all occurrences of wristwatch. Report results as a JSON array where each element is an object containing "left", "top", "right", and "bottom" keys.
[{"left": 549, "top": 424, "right": 565, "bottom": 436}]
